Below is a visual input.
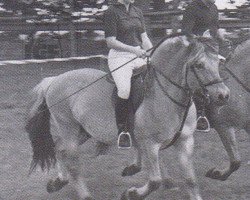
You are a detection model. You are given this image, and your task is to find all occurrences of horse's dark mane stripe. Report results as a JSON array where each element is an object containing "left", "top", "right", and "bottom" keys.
[
  {"left": 223, "top": 38, "right": 250, "bottom": 93},
  {"left": 150, "top": 33, "right": 185, "bottom": 57},
  {"left": 232, "top": 39, "right": 250, "bottom": 58}
]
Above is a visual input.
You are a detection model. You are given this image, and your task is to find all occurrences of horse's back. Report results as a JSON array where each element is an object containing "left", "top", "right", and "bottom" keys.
[{"left": 47, "top": 67, "right": 113, "bottom": 105}]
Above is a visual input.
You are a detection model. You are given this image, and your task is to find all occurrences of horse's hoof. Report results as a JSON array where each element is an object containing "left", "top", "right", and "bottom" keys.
[
  {"left": 205, "top": 168, "right": 227, "bottom": 181},
  {"left": 122, "top": 164, "right": 141, "bottom": 177},
  {"left": 162, "top": 178, "right": 179, "bottom": 190},
  {"left": 46, "top": 178, "right": 69, "bottom": 193},
  {"left": 121, "top": 189, "right": 142, "bottom": 200}
]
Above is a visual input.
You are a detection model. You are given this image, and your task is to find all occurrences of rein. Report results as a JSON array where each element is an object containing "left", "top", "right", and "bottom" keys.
[
  {"left": 37, "top": 33, "right": 185, "bottom": 113},
  {"left": 223, "top": 66, "right": 250, "bottom": 93},
  {"left": 152, "top": 67, "right": 188, "bottom": 107},
  {"left": 150, "top": 40, "right": 227, "bottom": 150}
]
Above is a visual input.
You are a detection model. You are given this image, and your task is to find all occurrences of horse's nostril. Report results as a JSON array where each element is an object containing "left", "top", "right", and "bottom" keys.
[{"left": 225, "top": 94, "right": 229, "bottom": 100}]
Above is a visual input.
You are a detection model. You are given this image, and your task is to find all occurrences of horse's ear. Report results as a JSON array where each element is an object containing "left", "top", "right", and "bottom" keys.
[
  {"left": 184, "top": 35, "right": 196, "bottom": 49},
  {"left": 181, "top": 36, "right": 191, "bottom": 47},
  {"left": 202, "top": 30, "right": 212, "bottom": 38}
]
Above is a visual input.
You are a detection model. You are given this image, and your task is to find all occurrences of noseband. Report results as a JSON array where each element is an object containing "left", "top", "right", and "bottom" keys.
[
  {"left": 151, "top": 58, "right": 224, "bottom": 107},
  {"left": 188, "top": 63, "right": 224, "bottom": 103}
]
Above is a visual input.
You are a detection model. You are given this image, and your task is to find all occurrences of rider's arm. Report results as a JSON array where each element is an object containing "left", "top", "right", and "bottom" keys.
[
  {"left": 141, "top": 32, "right": 153, "bottom": 52},
  {"left": 104, "top": 7, "right": 145, "bottom": 57},
  {"left": 106, "top": 36, "right": 145, "bottom": 57}
]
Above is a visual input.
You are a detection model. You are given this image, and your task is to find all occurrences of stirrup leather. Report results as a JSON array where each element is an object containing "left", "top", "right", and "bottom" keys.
[
  {"left": 118, "top": 132, "right": 132, "bottom": 149},
  {"left": 196, "top": 115, "right": 210, "bottom": 132}
]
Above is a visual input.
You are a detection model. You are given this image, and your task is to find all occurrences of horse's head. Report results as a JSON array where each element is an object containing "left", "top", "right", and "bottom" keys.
[
  {"left": 185, "top": 34, "right": 230, "bottom": 106},
  {"left": 151, "top": 32, "right": 230, "bottom": 106}
]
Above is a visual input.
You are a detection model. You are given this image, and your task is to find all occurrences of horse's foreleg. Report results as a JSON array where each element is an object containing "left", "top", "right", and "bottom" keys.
[
  {"left": 175, "top": 133, "right": 202, "bottom": 200},
  {"left": 174, "top": 104, "right": 202, "bottom": 200},
  {"left": 121, "top": 140, "right": 162, "bottom": 200},
  {"left": 161, "top": 161, "right": 179, "bottom": 190},
  {"left": 122, "top": 137, "right": 142, "bottom": 177},
  {"left": 206, "top": 126, "right": 241, "bottom": 181}
]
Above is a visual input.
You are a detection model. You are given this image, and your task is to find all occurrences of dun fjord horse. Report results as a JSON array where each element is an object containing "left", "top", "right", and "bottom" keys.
[
  {"left": 26, "top": 34, "right": 229, "bottom": 200},
  {"left": 204, "top": 39, "right": 250, "bottom": 181}
]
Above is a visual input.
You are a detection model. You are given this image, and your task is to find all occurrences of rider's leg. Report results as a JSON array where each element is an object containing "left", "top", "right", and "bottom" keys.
[
  {"left": 109, "top": 54, "right": 133, "bottom": 148},
  {"left": 108, "top": 49, "right": 146, "bottom": 148},
  {"left": 114, "top": 71, "right": 133, "bottom": 148}
]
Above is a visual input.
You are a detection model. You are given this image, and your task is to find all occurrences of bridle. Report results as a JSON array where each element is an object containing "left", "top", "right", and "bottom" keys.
[
  {"left": 150, "top": 41, "right": 224, "bottom": 108},
  {"left": 148, "top": 38, "right": 227, "bottom": 151}
]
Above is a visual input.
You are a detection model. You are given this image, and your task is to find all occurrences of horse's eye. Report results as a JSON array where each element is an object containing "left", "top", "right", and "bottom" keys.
[{"left": 196, "top": 63, "right": 205, "bottom": 70}]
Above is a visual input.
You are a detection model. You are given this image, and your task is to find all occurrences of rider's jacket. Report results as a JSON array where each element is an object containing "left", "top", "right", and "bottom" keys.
[
  {"left": 103, "top": 2, "right": 146, "bottom": 47},
  {"left": 182, "top": 0, "right": 219, "bottom": 38}
]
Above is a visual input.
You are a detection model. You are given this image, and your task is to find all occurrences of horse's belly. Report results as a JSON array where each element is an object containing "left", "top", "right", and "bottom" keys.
[{"left": 72, "top": 79, "right": 118, "bottom": 143}]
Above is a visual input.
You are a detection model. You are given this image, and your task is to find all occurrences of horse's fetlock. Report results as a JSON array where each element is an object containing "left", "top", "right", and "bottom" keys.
[
  {"left": 185, "top": 178, "right": 197, "bottom": 188},
  {"left": 67, "top": 166, "right": 80, "bottom": 180},
  {"left": 61, "top": 151, "right": 80, "bottom": 180},
  {"left": 230, "top": 160, "right": 241, "bottom": 171}
]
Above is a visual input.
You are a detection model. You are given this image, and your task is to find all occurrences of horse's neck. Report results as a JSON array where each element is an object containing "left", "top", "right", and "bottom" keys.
[
  {"left": 227, "top": 41, "right": 250, "bottom": 80},
  {"left": 145, "top": 66, "right": 188, "bottom": 117},
  {"left": 151, "top": 42, "right": 188, "bottom": 87}
]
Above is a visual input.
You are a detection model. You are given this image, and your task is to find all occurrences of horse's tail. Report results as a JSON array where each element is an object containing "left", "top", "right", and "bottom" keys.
[{"left": 25, "top": 77, "right": 56, "bottom": 174}]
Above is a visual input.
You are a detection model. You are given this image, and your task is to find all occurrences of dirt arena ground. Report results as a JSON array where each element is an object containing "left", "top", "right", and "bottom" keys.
[{"left": 0, "top": 60, "right": 249, "bottom": 200}]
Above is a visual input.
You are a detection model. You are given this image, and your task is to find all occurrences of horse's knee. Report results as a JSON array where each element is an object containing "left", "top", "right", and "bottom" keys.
[
  {"left": 176, "top": 135, "right": 194, "bottom": 156},
  {"left": 230, "top": 160, "right": 241, "bottom": 171}
]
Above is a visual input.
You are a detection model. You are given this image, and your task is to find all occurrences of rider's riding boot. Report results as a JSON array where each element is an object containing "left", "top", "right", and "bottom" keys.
[{"left": 115, "top": 96, "right": 132, "bottom": 149}]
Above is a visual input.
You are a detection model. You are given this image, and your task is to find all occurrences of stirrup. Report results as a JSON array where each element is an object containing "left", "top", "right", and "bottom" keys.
[
  {"left": 118, "top": 132, "right": 132, "bottom": 149},
  {"left": 196, "top": 116, "right": 210, "bottom": 132}
]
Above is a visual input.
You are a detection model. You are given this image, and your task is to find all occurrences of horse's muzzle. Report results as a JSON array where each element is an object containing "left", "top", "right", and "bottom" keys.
[{"left": 215, "top": 84, "right": 230, "bottom": 106}]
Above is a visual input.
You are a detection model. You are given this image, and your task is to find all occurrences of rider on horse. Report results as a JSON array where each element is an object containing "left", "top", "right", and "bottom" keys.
[
  {"left": 104, "top": 0, "right": 153, "bottom": 148},
  {"left": 182, "top": 0, "right": 231, "bottom": 131}
]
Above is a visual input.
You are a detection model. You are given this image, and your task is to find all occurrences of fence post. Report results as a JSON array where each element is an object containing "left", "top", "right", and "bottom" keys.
[{"left": 70, "top": 0, "right": 77, "bottom": 57}]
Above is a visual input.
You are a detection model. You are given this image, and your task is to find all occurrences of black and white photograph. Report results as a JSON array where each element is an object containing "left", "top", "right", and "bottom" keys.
[{"left": 0, "top": 0, "right": 249, "bottom": 199}]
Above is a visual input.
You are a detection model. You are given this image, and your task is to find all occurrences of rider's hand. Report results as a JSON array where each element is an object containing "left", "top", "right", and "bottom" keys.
[{"left": 132, "top": 48, "right": 147, "bottom": 59}]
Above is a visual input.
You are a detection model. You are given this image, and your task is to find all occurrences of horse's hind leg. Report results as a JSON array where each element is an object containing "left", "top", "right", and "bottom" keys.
[
  {"left": 121, "top": 140, "right": 162, "bottom": 200},
  {"left": 206, "top": 126, "right": 241, "bottom": 180},
  {"left": 47, "top": 150, "right": 70, "bottom": 193},
  {"left": 48, "top": 135, "right": 91, "bottom": 194},
  {"left": 53, "top": 118, "right": 93, "bottom": 200}
]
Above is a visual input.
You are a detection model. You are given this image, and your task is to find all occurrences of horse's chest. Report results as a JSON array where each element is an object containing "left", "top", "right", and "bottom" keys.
[{"left": 136, "top": 98, "right": 181, "bottom": 141}]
